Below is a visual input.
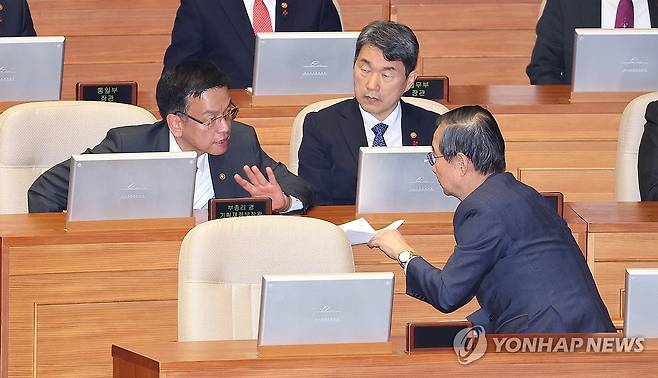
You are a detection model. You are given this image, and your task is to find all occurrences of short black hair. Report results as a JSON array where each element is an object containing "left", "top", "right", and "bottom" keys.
[
  {"left": 354, "top": 21, "right": 419, "bottom": 76},
  {"left": 156, "top": 60, "right": 230, "bottom": 119},
  {"left": 438, "top": 105, "right": 506, "bottom": 174}
]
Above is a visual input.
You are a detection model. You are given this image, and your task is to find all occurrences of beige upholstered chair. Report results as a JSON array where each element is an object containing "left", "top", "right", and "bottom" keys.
[
  {"left": 0, "top": 101, "right": 157, "bottom": 213},
  {"left": 614, "top": 92, "right": 658, "bottom": 201},
  {"left": 177, "top": 215, "right": 354, "bottom": 342},
  {"left": 288, "top": 96, "right": 450, "bottom": 174}
]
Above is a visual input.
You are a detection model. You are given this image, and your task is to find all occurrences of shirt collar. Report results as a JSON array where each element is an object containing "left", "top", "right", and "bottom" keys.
[{"left": 358, "top": 101, "right": 402, "bottom": 129}]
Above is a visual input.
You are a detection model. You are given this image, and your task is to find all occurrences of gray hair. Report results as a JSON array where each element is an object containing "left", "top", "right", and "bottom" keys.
[
  {"left": 438, "top": 105, "right": 506, "bottom": 174},
  {"left": 354, "top": 21, "right": 419, "bottom": 76}
]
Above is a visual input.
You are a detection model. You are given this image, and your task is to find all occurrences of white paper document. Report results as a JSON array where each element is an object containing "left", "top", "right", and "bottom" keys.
[{"left": 338, "top": 218, "right": 404, "bottom": 245}]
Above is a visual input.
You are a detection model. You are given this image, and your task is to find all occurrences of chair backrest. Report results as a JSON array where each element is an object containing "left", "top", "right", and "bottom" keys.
[
  {"left": 288, "top": 96, "right": 450, "bottom": 174},
  {"left": 288, "top": 97, "right": 350, "bottom": 174},
  {"left": 538, "top": 0, "right": 547, "bottom": 20},
  {"left": 0, "top": 101, "right": 157, "bottom": 213},
  {"left": 614, "top": 92, "right": 658, "bottom": 201},
  {"left": 177, "top": 215, "right": 354, "bottom": 342}
]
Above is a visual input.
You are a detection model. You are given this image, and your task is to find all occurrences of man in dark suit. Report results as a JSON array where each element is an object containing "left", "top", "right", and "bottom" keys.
[
  {"left": 369, "top": 106, "right": 615, "bottom": 334},
  {"left": 0, "top": 0, "right": 36, "bottom": 36},
  {"left": 638, "top": 100, "right": 658, "bottom": 200},
  {"left": 527, "top": 0, "right": 658, "bottom": 84},
  {"left": 28, "top": 61, "right": 311, "bottom": 213},
  {"left": 163, "top": 0, "right": 341, "bottom": 88},
  {"left": 298, "top": 21, "right": 440, "bottom": 205}
]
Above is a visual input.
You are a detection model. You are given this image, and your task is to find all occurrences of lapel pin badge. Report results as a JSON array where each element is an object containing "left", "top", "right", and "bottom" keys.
[
  {"left": 281, "top": 2, "right": 288, "bottom": 16},
  {"left": 219, "top": 173, "right": 226, "bottom": 181},
  {"left": 410, "top": 131, "right": 419, "bottom": 146}
]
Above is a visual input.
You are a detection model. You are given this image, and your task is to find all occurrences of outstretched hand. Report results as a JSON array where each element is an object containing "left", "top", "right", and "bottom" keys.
[
  {"left": 234, "top": 165, "right": 289, "bottom": 211},
  {"left": 368, "top": 229, "right": 414, "bottom": 260}
]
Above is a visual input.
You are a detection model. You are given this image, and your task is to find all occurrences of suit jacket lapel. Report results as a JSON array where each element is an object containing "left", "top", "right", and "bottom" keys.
[
  {"left": 275, "top": 0, "right": 298, "bottom": 31},
  {"left": 400, "top": 100, "right": 419, "bottom": 146},
  {"left": 338, "top": 99, "right": 368, "bottom": 163},
  {"left": 579, "top": 0, "right": 602, "bottom": 27},
  {"left": 219, "top": 0, "right": 255, "bottom": 53}
]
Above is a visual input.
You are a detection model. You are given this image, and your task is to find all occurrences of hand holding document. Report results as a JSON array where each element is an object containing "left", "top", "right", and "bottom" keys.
[{"left": 338, "top": 218, "right": 404, "bottom": 245}]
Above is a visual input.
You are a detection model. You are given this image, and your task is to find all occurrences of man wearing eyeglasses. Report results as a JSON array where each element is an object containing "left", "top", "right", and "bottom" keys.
[
  {"left": 28, "top": 61, "right": 312, "bottom": 213},
  {"left": 368, "top": 105, "right": 615, "bottom": 334}
]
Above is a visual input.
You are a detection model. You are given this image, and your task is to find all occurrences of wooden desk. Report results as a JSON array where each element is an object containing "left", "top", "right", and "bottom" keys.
[
  {"left": 0, "top": 204, "right": 609, "bottom": 377},
  {"left": 1, "top": 85, "right": 623, "bottom": 201},
  {"left": 111, "top": 336, "right": 658, "bottom": 377},
  {"left": 234, "top": 85, "right": 623, "bottom": 202},
  {"left": 570, "top": 202, "right": 658, "bottom": 321},
  {"left": 1, "top": 208, "right": 548, "bottom": 377}
]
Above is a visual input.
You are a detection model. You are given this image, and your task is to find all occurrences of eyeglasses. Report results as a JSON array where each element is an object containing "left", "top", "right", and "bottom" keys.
[
  {"left": 176, "top": 102, "right": 239, "bottom": 130},
  {"left": 425, "top": 151, "right": 443, "bottom": 166}
]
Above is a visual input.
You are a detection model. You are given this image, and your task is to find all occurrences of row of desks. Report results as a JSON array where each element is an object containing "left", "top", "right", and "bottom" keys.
[
  {"left": 2, "top": 202, "right": 658, "bottom": 376},
  {"left": 0, "top": 85, "right": 629, "bottom": 203},
  {"left": 112, "top": 335, "right": 658, "bottom": 377}
]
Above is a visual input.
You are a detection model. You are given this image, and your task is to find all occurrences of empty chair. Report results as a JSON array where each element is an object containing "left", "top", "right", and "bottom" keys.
[
  {"left": 178, "top": 215, "right": 354, "bottom": 341},
  {"left": 0, "top": 101, "right": 156, "bottom": 213}
]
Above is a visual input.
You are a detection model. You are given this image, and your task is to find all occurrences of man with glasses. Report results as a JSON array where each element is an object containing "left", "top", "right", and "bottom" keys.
[
  {"left": 368, "top": 105, "right": 615, "bottom": 334},
  {"left": 28, "top": 60, "right": 311, "bottom": 213}
]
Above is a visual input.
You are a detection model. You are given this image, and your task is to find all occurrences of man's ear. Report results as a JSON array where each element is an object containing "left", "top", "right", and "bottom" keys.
[
  {"left": 166, "top": 113, "right": 184, "bottom": 138},
  {"left": 456, "top": 153, "right": 469, "bottom": 176},
  {"left": 404, "top": 70, "right": 418, "bottom": 92}
]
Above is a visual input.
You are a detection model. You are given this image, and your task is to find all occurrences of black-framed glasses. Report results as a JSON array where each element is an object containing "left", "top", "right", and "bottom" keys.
[
  {"left": 425, "top": 151, "right": 443, "bottom": 166},
  {"left": 176, "top": 102, "right": 239, "bottom": 130}
]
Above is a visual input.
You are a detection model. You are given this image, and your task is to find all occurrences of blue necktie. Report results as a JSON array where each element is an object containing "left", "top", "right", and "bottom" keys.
[{"left": 371, "top": 123, "right": 388, "bottom": 147}]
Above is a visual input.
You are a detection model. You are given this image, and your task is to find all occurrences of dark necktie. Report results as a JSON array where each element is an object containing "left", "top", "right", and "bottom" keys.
[
  {"left": 615, "top": 0, "right": 634, "bottom": 28},
  {"left": 253, "top": 0, "right": 273, "bottom": 33},
  {"left": 371, "top": 123, "right": 388, "bottom": 147}
]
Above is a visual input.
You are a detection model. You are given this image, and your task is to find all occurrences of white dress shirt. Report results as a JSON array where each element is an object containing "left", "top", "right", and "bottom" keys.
[
  {"left": 601, "top": 0, "right": 652, "bottom": 28},
  {"left": 243, "top": 0, "right": 277, "bottom": 32},
  {"left": 169, "top": 132, "right": 214, "bottom": 209},
  {"left": 169, "top": 131, "right": 303, "bottom": 212},
  {"left": 359, "top": 102, "right": 403, "bottom": 147}
]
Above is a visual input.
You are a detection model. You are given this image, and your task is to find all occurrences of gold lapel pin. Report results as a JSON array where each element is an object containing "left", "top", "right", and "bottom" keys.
[
  {"left": 218, "top": 173, "right": 226, "bottom": 181},
  {"left": 410, "top": 131, "right": 418, "bottom": 139}
]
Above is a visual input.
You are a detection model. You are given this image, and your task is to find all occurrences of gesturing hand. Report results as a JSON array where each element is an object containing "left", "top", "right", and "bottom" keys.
[{"left": 234, "top": 165, "right": 289, "bottom": 211}]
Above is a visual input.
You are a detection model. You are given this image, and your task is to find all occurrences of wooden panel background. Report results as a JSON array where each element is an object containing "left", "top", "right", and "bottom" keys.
[
  {"left": 26, "top": 0, "right": 390, "bottom": 116},
  {"left": 391, "top": 0, "right": 542, "bottom": 84}
]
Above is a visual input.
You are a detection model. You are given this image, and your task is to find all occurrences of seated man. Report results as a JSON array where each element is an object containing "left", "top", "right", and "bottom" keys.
[
  {"left": 527, "top": 0, "right": 658, "bottom": 84},
  {"left": 163, "top": 0, "right": 342, "bottom": 88},
  {"left": 298, "top": 21, "right": 440, "bottom": 205},
  {"left": 28, "top": 60, "right": 311, "bottom": 213},
  {"left": 0, "top": 0, "right": 36, "bottom": 36},
  {"left": 369, "top": 105, "right": 615, "bottom": 334},
  {"left": 638, "top": 100, "right": 658, "bottom": 199}
]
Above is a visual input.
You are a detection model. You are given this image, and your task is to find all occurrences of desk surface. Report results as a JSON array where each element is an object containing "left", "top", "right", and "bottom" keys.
[
  {"left": 571, "top": 201, "right": 658, "bottom": 233},
  {"left": 0, "top": 85, "right": 630, "bottom": 116},
  {"left": 112, "top": 336, "right": 658, "bottom": 377}
]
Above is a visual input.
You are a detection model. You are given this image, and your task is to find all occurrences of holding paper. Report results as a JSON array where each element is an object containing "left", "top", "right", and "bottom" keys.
[{"left": 339, "top": 218, "right": 404, "bottom": 245}]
